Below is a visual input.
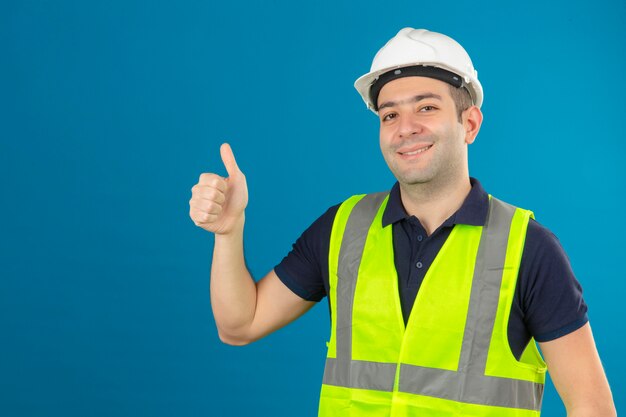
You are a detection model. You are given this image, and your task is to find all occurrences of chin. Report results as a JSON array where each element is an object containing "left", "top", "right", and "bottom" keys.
[{"left": 395, "top": 173, "right": 434, "bottom": 186}]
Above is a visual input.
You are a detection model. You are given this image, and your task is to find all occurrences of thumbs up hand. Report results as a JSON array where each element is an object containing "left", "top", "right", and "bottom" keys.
[{"left": 189, "top": 143, "right": 249, "bottom": 235}]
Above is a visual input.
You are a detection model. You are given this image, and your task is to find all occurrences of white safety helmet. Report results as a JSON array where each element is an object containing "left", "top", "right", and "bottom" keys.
[{"left": 354, "top": 28, "right": 483, "bottom": 113}]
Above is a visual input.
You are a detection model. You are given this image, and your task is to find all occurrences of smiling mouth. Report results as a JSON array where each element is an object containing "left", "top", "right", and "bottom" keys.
[{"left": 399, "top": 145, "right": 432, "bottom": 155}]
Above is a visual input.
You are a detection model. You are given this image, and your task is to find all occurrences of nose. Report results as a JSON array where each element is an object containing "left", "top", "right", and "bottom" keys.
[{"left": 397, "top": 112, "right": 423, "bottom": 138}]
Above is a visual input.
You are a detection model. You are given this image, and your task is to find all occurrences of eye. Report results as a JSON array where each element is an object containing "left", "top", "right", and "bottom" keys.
[
  {"left": 419, "top": 105, "right": 437, "bottom": 112},
  {"left": 381, "top": 112, "right": 397, "bottom": 122}
]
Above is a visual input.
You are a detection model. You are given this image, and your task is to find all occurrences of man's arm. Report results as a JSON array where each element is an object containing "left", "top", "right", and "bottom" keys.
[
  {"left": 211, "top": 259, "right": 315, "bottom": 345},
  {"left": 190, "top": 143, "right": 315, "bottom": 346},
  {"left": 538, "top": 323, "right": 616, "bottom": 417}
]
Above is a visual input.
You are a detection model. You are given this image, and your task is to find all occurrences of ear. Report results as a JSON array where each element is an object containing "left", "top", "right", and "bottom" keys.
[{"left": 462, "top": 106, "right": 483, "bottom": 145}]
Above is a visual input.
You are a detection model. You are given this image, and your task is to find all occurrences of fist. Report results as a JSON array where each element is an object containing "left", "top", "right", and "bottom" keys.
[{"left": 189, "top": 143, "right": 248, "bottom": 235}]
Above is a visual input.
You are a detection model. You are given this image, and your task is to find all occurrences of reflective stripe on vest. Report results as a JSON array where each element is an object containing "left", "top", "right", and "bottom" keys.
[{"left": 321, "top": 192, "right": 544, "bottom": 412}]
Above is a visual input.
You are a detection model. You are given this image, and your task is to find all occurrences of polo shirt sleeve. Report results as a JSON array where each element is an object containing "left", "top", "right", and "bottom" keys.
[
  {"left": 274, "top": 204, "right": 340, "bottom": 302},
  {"left": 518, "top": 219, "right": 589, "bottom": 342}
]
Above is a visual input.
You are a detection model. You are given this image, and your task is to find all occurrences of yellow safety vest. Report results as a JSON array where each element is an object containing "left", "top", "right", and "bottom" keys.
[{"left": 319, "top": 193, "right": 547, "bottom": 417}]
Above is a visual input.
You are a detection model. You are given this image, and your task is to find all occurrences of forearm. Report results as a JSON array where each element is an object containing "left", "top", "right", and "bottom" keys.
[{"left": 209, "top": 215, "right": 257, "bottom": 344}]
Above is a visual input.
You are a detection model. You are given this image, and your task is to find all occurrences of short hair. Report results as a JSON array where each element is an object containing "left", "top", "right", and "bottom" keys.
[{"left": 448, "top": 84, "right": 473, "bottom": 123}]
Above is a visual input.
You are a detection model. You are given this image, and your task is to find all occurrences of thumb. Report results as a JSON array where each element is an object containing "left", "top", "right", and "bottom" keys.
[{"left": 220, "top": 143, "right": 241, "bottom": 177}]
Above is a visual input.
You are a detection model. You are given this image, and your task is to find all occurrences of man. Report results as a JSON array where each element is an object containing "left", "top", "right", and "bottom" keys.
[{"left": 189, "top": 28, "right": 616, "bottom": 416}]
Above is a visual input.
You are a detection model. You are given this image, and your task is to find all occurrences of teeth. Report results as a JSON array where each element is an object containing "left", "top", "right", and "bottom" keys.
[{"left": 402, "top": 145, "right": 431, "bottom": 155}]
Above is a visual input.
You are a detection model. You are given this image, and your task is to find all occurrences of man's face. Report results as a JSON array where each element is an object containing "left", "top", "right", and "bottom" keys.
[{"left": 377, "top": 76, "right": 471, "bottom": 187}]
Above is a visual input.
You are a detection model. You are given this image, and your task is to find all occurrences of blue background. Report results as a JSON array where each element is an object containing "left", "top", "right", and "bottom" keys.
[{"left": 1, "top": 0, "right": 624, "bottom": 415}]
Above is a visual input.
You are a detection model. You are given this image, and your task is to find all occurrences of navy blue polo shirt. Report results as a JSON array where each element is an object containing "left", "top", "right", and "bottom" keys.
[{"left": 274, "top": 178, "right": 588, "bottom": 360}]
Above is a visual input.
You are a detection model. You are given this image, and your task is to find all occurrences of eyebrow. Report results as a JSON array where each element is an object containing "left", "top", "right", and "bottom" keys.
[{"left": 378, "top": 93, "right": 443, "bottom": 111}]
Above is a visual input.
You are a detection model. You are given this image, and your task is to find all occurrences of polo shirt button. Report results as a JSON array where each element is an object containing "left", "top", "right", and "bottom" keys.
[
  {"left": 417, "top": 235, "right": 423, "bottom": 242},
  {"left": 416, "top": 261, "right": 423, "bottom": 269}
]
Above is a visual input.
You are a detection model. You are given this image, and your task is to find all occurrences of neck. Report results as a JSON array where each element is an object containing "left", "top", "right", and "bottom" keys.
[{"left": 399, "top": 175, "right": 472, "bottom": 236}]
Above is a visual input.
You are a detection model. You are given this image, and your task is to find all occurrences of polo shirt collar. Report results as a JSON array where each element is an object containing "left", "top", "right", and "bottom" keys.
[{"left": 381, "top": 177, "right": 489, "bottom": 228}]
